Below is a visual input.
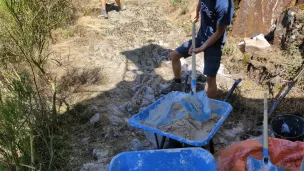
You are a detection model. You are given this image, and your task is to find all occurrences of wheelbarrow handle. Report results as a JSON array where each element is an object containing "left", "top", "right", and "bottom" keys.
[{"left": 223, "top": 78, "right": 242, "bottom": 102}]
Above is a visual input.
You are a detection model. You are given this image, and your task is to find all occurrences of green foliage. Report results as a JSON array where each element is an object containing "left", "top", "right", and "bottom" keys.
[
  {"left": 296, "top": 10, "right": 304, "bottom": 23},
  {"left": 0, "top": 72, "right": 33, "bottom": 170},
  {"left": 282, "top": 43, "right": 303, "bottom": 80},
  {"left": 0, "top": 0, "right": 72, "bottom": 73},
  {"left": 0, "top": 71, "right": 67, "bottom": 170},
  {"left": 233, "top": 0, "right": 241, "bottom": 10},
  {"left": 223, "top": 44, "right": 235, "bottom": 56},
  {"left": 242, "top": 55, "right": 250, "bottom": 64},
  {"left": 0, "top": 0, "right": 72, "bottom": 170}
]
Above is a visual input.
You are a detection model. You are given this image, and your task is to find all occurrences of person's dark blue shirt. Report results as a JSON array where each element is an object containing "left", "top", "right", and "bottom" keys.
[{"left": 198, "top": 0, "right": 234, "bottom": 46}]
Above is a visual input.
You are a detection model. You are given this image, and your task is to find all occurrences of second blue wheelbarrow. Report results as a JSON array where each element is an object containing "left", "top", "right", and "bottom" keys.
[{"left": 108, "top": 148, "right": 217, "bottom": 171}]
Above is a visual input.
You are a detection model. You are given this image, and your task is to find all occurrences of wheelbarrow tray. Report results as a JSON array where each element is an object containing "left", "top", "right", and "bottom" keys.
[
  {"left": 108, "top": 148, "right": 217, "bottom": 171},
  {"left": 129, "top": 91, "right": 232, "bottom": 147}
]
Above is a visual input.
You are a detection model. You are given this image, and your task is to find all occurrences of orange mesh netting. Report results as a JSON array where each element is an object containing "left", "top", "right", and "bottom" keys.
[{"left": 215, "top": 138, "right": 304, "bottom": 171}]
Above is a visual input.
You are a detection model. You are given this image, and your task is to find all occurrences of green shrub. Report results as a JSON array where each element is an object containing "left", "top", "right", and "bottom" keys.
[
  {"left": 0, "top": 71, "right": 68, "bottom": 170},
  {"left": 223, "top": 43, "right": 235, "bottom": 56},
  {"left": 0, "top": 0, "right": 72, "bottom": 73},
  {"left": 282, "top": 43, "right": 303, "bottom": 80},
  {"left": 0, "top": 0, "right": 72, "bottom": 170}
]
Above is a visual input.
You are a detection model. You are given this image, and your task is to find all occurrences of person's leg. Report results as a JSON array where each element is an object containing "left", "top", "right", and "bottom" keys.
[
  {"left": 203, "top": 45, "right": 223, "bottom": 99},
  {"left": 101, "top": 0, "right": 106, "bottom": 10},
  {"left": 170, "top": 50, "right": 183, "bottom": 81},
  {"left": 161, "top": 41, "right": 192, "bottom": 94},
  {"left": 161, "top": 38, "right": 202, "bottom": 94},
  {"left": 100, "top": 0, "right": 108, "bottom": 18},
  {"left": 206, "top": 76, "right": 217, "bottom": 99},
  {"left": 115, "top": 0, "right": 121, "bottom": 7}
]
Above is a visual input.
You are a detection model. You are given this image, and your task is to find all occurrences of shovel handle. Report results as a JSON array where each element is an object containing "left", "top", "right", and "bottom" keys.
[
  {"left": 191, "top": 22, "right": 196, "bottom": 94},
  {"left": 263, "top": 92, "right": 269, "bottom": 159}
]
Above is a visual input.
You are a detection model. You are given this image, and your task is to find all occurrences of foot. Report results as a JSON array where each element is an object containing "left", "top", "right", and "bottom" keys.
[
  {"left": 197, "top": 74, "right": 207, "bottom": 82},
  {"left": 116, "top": 5, "right": 121, "bottom": 11},
  {"left": 116, "top": 5, "right": 125, "bottom": 11},
  {"left": 161, "top": 80, "right": 183, "bottom": 94},
  {"left": 99, "top": 9, "right": 108, "bottom": 19}
]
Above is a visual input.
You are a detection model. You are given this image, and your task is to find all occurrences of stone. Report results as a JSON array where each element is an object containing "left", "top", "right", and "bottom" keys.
[
  {"left": 232, "top": 0, "right": 292, "bottom": 37},
  {"left": 143, "top": 140, "right": 151, "bottom": 147},
  {"left": 143, "top": 131, "right": 162, "bottom": 148},
  {"left": 130, "top": 138, "right": 144, "bottom": 151},
  {"left": 90, "top": 113, "right": 100, "bottom": 124},
  {"left": 81, "top": 163, "right": 106, "bottom": 171},
  {"left": 81, "top": 137, "right": 90, "bottom": 144},
  {"left": 273, "top": 6, "right": 303, "bottom": 47},
  {"left": 140, "top": 99, "right": 151, "bottom": 109},
  {"left": 243, "top": 35, "right": 271, "bottom": 54},
  {"left": 93, "top": 149, "right": 109, "bottom": 159},
  {"left": 296, "top": 0, "right": 304, "bottom": 5},
  {"left": 107, "top": 104, "right": 124, "bottom": 116},
  {"left": 118, "top": 103, "right": 128, "bottom": 111},
  {"left": 108, "top": 115, "right": 123, "bottom": 126},
  {"left": 113, "top": 132, "right": 123, "bottom": 137},
  {"left": 142, "top": 86, "right": 155, "bottom": 102}
]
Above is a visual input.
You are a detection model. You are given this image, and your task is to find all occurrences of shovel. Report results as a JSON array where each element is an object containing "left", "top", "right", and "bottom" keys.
[
  {"left": 170, "top": 22, "right": 211, "bottom": 122},
  {"left": 246, "top": 92, "right": 285, "bottom": 171}
]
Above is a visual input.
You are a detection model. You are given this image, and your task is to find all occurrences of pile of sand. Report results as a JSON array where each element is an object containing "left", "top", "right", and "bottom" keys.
[
  {"left": 158, "top": 113, "right": 220, "bottom": 141},
  {"left": 156, "top": 101, "right": 220, "bottom": 141}
]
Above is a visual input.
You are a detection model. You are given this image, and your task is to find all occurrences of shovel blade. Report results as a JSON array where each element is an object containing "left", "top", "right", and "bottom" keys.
[
  {"left": 180, "top": 92, "right": 211, "bottom": 122},
  {"left": 246, "top": 156, "right": 285, "bottom": 171}
]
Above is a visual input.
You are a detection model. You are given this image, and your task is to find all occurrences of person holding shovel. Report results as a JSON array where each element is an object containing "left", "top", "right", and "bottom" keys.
[
  {"left": 100, "top": 0, "right": 122, "bottom": 19},
  {"left": 162, "top": 0, "right": 234, "bottom": 99}
]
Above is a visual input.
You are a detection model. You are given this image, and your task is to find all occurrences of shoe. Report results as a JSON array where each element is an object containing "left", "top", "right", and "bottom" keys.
[
  {"left": 116, "top": 5, "right": 125, "bottom": 12},
  {"left": 197, "top": 74, "right": 207, "bottom": 82},
  {"left": 116, "top": 5, "right": 121, "bottom": 11},
  {"left": 161, "top": 80, "right": 183, "bottom": 94}
]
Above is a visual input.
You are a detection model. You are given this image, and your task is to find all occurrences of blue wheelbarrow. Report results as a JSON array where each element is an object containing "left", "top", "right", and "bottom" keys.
[
  {"left": 129, "top": 75, "right": 242, "bottom": 152},
  {"left": 108, "top": 148, "right": 217, "bottom": 171}
]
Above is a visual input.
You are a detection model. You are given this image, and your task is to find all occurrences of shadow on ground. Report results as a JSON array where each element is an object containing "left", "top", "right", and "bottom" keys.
[{"left": 57, "top": 43, "right": 304, "bottom": 170}]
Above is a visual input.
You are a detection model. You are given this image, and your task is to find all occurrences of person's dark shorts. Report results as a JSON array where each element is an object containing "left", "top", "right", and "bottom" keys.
[{"left": 175, "top": 37, "right": 223, "bottom": 77}]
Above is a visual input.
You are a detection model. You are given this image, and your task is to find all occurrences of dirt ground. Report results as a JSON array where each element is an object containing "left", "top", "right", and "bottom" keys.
[{"left": 47, "top": 0, "right": 304, "bottom": 170}]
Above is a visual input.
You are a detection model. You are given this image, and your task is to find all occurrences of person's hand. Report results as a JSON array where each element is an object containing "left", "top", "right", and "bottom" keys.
[
  {"left": 188, "top": 45, "right": 204, "bottom": 55},
  {"left": 190, "top": 11, "right": 199, "bottom": 23}
]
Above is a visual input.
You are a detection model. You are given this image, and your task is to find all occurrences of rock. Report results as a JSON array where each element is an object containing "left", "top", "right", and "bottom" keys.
[
  {"left": 269, "top": 76, "right": 282, "bottom": 85},
  {"left": 118, "top": 103, "right": 128, "bottom": 111},
  {"left": 242, "top": 35, "right": 271, "bottom": 54},
  {"left": 90, "top": 113, "right": 100, "bottom": 124},
  {"left": 143, "top": 131, "right": 162, "bottom": 148},
  {"left": 93, "top": 149, "right": 109, "bottom": 159},
  {"left": 143, "top": 86, "right": 155, "bottom": 102},
  {"left": 81, "top": 137, "right": 90, "bottom": 144},
  {"left": 130, "top": 138, "right": 144, "bottom": 151},
  {"left": 140, "top": 99, "right": 151, "bottom": 109},
  {"left": 232, "top": 0, "right": 292, "bottom": 37},
  {"left": 273, "top": 6, "right": 304, "bottom": 48},
  {"left": 143, "top": 140, "right": 151, "bottom": 147},
  {"left": 113, "top": 131, "right": 123, "bottom": 137},
  {"left": 81, "top": 162, "right": 106, "bottom": 171},
  {"left": 108, "top": 115, "right": 123, "bottom": 126},
  {"left": 107, "top": 104, "right": 124, "bottom": 116},
  {"left": 296, "top": 0, "right": 304, "bottom": 5}
]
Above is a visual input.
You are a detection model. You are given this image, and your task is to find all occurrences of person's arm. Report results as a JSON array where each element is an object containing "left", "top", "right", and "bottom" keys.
[
  {"left": 191, "top": 0, "right": 201, "bottom": 22},
  {"left": 189, "top": 5, "right": 233, "bottom": 54},
  {"left": 189, "top": 25, "right": 226, "bottom": 54}
]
